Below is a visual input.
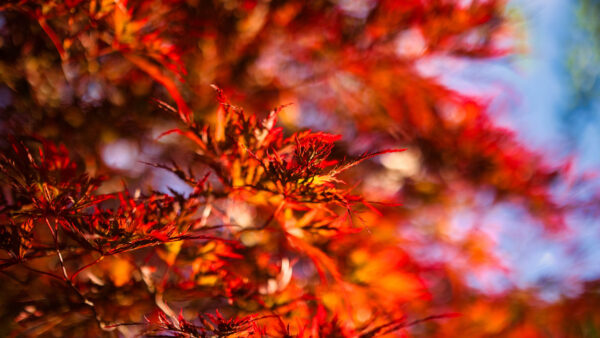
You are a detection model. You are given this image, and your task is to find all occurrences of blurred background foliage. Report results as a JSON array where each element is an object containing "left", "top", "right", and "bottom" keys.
[{"left": 1, "top": 0, "right": 600, "bottom": 336}]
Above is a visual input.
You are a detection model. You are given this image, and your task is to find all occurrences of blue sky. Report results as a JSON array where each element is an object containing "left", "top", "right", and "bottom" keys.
[
  {"left": 411, "top": 0, "right": 600, "bottom": 300},
  {"left": 449, "top": 0, "right": 600, "bottom": 299},
  {"left": 501, "top": 0, "right": 600, "bottom": 289}
]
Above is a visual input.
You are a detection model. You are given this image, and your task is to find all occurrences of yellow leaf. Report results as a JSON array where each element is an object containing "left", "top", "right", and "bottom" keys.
[
  {"left": 109, "top": 258, "right": 134, "bottom": 287},
  {"left": 160, "top": 240, "right": 183, "bottom": 266}
]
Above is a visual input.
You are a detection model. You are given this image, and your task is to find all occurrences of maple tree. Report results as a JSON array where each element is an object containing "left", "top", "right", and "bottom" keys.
[{"left": 0, "top": 0, "right": 598, "bottom": 336}]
